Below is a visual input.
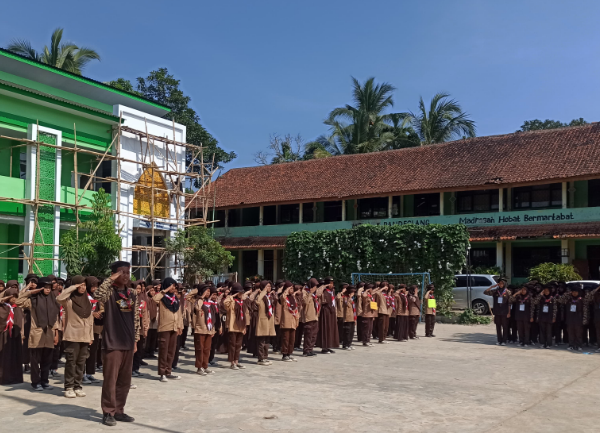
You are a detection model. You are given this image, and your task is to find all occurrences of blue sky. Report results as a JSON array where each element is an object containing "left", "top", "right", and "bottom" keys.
[{"left": 2, "top": 1, "right": 599, "bottom": 170}]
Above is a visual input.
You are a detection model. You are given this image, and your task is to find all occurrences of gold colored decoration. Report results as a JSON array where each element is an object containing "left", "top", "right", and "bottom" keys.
[{"left": 133, "top": 163, "right": 170, "bottom": 218}]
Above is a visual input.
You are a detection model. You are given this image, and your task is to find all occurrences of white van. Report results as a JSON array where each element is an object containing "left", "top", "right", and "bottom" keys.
[{"left": 452, "top": 274, "right": 499, "bottom": 315}]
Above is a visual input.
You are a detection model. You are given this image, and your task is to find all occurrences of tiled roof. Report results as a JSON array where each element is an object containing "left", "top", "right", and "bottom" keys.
[
  {"left": 200, "top": 123, "right": 600, "bottom": 209},
  {"left": 469, "top": 222, "right": 600, "bottom": 241},
  {"left": 218, "top": 236, "right": 287, "bottom": 250}
]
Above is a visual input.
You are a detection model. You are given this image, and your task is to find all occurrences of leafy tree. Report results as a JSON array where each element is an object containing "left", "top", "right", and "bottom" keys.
[
  {"left": 254, "top": 134, "right": 304, "bottom": 165},
  {"left": 60, "top": 189, "right": 122, "bottom": 276},
  {"left": 7, "top": 28, "right": 100, "bottom": 75},
  {"left": 164, "top": 226, "right": 234, "bottom": 284},
  {"left": 107, "top": 69, "right": 236, "bottom": 174},
  {"left": 409, "top": 93, "right": 476, "bottom": 145},
  {"left": 528, "top": 263, "right": 581, "bottom": 284},
  {"left": 519, "top": 118, "right": 588, "bottom": 132}
]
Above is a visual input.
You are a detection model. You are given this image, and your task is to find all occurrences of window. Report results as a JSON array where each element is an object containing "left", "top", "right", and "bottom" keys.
[
  {"left": 263, "top": 205, "right": 277, "bottom": 225},
  {"left": 471, "top": 276, "right": 493, "bottom": 286},
  {"left": 279, "top": 204, "right": 299, "bottom": 224},
  {"left": 263, "top": 250, "right": 274, "bottom": 281},
  {"left": 213, "top": 210, "right": 226, "bottom": 228},
  {"left": 19, "top": 152, "right": 27, "bottom": 179},
  {"left": 469, "top": 248, "right": 497, "bottom": 268},
  {"left": 302, "top": 203, "right": 314, "bottom": 223},
  {"left": 227, "top": 209, "right": 241, "bottom": 227},
  {"left": 357, "top": 197, "right": 388, "bottom": 219},
  {"left": 457, "top": 190, "right": 503, "bottom": 213},
  {"left": 241, "top": 207, "right": 260, "bottom": 226},
  {"left": 455, "top": 276, "right": 467, "bottom": 287},
  {"left": 513, "top": 184, "right": 562, "bottom": 209},
  {"left": 589, "top": 180, "right": 600, "bottom": 207},
  {"left": 414, "top": 193, "right": 440, "bottom": 216},
  {"left": 392, "top": 196, "right": 401, "bottom": 217},
  {"left": 324, "top": 201, "right": 342, "bottom": 222},
  {"left": 512, "top": 246, "right": 561, "bottom": 278}
]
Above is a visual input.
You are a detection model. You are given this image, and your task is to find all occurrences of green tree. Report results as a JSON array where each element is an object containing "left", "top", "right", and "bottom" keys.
[
  {"left": 528, "top": 263, "right": 581, "bottom": 284},
  {"left": 60, "top": 189, "right": 121, "bottom": 276},
  {"left": 409, "top": 93, "right": 476, "bottom": 145},
  {"left": 519, "top": 118, "right": 588, "bottom": 132},
  {"left": 254, "top": 134, "right": 304, "bottom": 165},
  {"left": 107, "top": 69, "right": 235, "bottom": 172},
  {"left": 164, "top": 226, "right": 234, "bottom": 284},
  {"left": 7, "top": 28, "right": 100, "bottom": 75}
]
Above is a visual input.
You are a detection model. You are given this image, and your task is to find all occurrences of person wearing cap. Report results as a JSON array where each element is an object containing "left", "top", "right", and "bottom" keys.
[
  {"left": 254, "top": 280, "right": 276, "bottom": 365},
  {"left": 192, "top": 285, "right": 219, "bottom": 375},
  {"left": 302, "top": 278, "right": 320, "bottom": 356},
  {"left": 407, "top": 285, "right": 421, "bottom": 340},
  {"left": 152, "top": 277, "right": 183, "bottom": 382},
  {"left": 279, "top": 281, "right": 299, "bottom": 362},
  {"left": 16, "top": 276, "right": 60, "bottom": 391},
  {"left": 557, "top": 283, "right": 599, "bottom": 351},
  {"left": 423, "top": 284, "right": 437, "bottom": 338},
  {"left": 0, "top": 281, "right": 24, "bottom": 385},
  {"left": 340, "top": 285, "right": 357, "bottom": 350},
  {"left": 484, "top": 278, "right": 511, "bottom": 345},
  {"left": 83, "top": 276, "right": 102, "bottom": 384},
  {"left": 374, "top": 282, "right": 391, "bottom": 344},
  {"left": 395, "top": 284, "right": 409, "bottom": 342},
  {"left": 360, "top": 284, "right": 377, "bottom": 346},
  {"left": 509, "top": 286, "right": 534, "bottom": 347},
  {"left": 317, "top": 276, "right": 339, "bottom": 353},
  {"left": 93, "top": 261, "right": 139, "bottom": 426},
  {"left": 223, "top": 283, "right": 247, "bottom": 369},
  {"left": 56, "top": 276, "right": 94, "bottom": 398},
  {"left": 532, "top": 284, "right": 558, "bottom": 349}
]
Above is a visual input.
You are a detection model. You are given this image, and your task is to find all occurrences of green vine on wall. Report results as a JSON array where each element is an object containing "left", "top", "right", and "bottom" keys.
[{"left": 282, "top": 223, "right": 470, "bottom": 313}]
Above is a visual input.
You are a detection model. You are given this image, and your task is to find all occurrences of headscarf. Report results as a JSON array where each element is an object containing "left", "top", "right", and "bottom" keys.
[
  {"left": 160, "top": 277, "right": 180, "bottom": 313},
  {"left": 31, "top": 278, "right": 60, "bottom": 329},
  {"left": 0, "top": 287, "right": 23, "bottom": 338},
  {"left": 85, "top": 276, "right": 99, "bottom": 294},
  {"left": 283, "top": 281, "right": 297, "bottom": 313},
  {"left": 231, "top": 283, "right": 245, "bottom": 329},
  {"left": 69, "top": 276, "right": 92, "bottom": 319}
]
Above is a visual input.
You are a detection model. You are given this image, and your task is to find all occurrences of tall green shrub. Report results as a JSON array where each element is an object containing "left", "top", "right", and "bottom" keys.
[
  {"left": 528, "top": 263, "right": 581, "bottom": 284},
  {"left": 283, "top": 223, "right": 470, "bottom": 313}
]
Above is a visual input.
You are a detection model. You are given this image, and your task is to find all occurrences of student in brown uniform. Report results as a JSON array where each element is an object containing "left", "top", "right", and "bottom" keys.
[
  {"left": 0, "top": 283, "right": 24, "bottom": 385},
  {"left": 317, "top": 276, "right": 339, "bottom": 353},
  {"left": 93, "top": 262, "right": 139, "bottom": 426},
  {"left": 423, "top": 284, "right": 437, "bottom": 338},
  {"left": 361, "top": 284, "right": 377, "bottom": 346},
  {"left": 388, "top": 284, "right": 397, "bottom": 338},
  {"left": 16, "top": 277, "right": 60, "bottom": 391},
  {"left": 246, "top": 282, "right": 260, "bottom": 357},
  {"left": 340, "top": 285, "right": 357, "bottom": 350},
  {"left": 279, "top": 281, "right": 299, "bottom": 362},
  {"left": 302, "top": 278, "right": 320, "bottom": 357},
  {"left": 294, "top": 284, "right": 305, "bottom": 350},
  {"left": 223, "top": 283, "right": 247, "bottom": 369},
  {"left": 83, "top": 276, "right": 102, "bottom": 384},
  {"left": 336, "top": 282, "right": 348, "bottom": 344},
  {"left": 193, "top": 285, "right": 219, "bottom": 375},
  {"left": 255, "top": 280, "right": 276, "bottom": 365},
  {"left": 483, "top": 278, "right": 511, "bottom": 345},
  {"left": 56, "top": 276, "right": 93, "bottom": 398},
  {"left": 356, "top": 283, "right": 365, "bottom": 343},
  {"left": 272, "top": 280, "right": 284, "bottom": 355},
  {"left": 396, "top": 285, "right": 409, "bottom": 342},
  {"left": 407, "top": 285, "right": 421, "bottom": 340},
  {"left": 509, "top": 286, "right": 534, "bottom": 347},
  {"left": 145, "top": 280, "right": 160, "bottom": 358},
  {"left": 557, "top": 282, "right": 598, "bottom": 351},
  {"left": 532, "top": 284, "right": 558, "bottom": 349},
  {"left": 132, "top": 282, "right": 149, "bottom": 377},
  {"left": 153, "top": 277, "right": 183, "bottom": 382},
  {"left": 375, "top": 283, "right": 390, "bottom": 344},
  {"left": 22, "top": 274, "right": 39, "bottom": 373}
]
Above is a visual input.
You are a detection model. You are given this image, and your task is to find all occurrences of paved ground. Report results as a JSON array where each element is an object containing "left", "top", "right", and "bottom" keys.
[{"left": 2, "top": 323, "right": 600, "bottom": 432}]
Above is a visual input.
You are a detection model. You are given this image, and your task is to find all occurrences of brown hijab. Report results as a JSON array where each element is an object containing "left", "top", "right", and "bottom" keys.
[
  {"left": 70, "top": 276, "right": 92, "bottom": 319},
  {"left": 0, "top": 287, "right": 23, "bottom": 337}
]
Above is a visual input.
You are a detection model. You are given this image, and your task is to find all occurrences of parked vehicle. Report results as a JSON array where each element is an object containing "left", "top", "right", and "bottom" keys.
[{"left": 452, "top": 274, "right": 499, "bottom": 315}]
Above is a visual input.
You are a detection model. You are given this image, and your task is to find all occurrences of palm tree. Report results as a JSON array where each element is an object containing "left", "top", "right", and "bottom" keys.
[
  {"left": 409, "top": 93, "right": 476, "bottom": 145},
  {"left": 7, "top": 28, "right": 100, "bottom": 75}
]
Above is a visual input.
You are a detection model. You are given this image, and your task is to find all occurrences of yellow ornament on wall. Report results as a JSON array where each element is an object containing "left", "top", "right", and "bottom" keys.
[{"left": 133, "top": 163, "right": 170, "bottom": 218}]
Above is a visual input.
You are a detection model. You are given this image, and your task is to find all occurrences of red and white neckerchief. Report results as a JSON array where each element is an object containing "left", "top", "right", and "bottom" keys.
[
  {"left": 235, "top": 298, "right": 244, "bottom": 321},
  {"left": 351, "top": 298, "right": 357, "bottom": 321},
  {"left": 285, "top": 296, "right": 298, "bottom": 317},
  {"left": 311, "top": 292, "right": 320, "bottom": 315},
  {"left": 390, "top": 296, "right": 396, "bottom": 312},
  {"left": 203, "top": 301, "right": 213, "bottom": 330},
  {"left": 400, "top": 293, "right": 408, "bottom": 309},
  {"left": 385, "top": 292, "right": 392, "bottom": 308},
  {"left": 164, "top": 293, "right": 177, "bottom": 304},
  {"left": 60, "top": 306, "right": 64, "bottom": 320},
  {"left": 87, "top": 294, "right": 98, "bottom": 312},
  {"left": 139, "top": 300, "right": 146, "bottom": 318},
  {"left": 265, "top": 296, "right": 273, "bottom": 318},
  {"left": 4, "top": 303, "right": 15, "bottom": 336},
  {"left": 326, "top": 289, "right": 335, "bottom": 308}
]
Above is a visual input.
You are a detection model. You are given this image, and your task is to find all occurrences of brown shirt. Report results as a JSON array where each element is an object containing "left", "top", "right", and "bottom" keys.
[
  {"left": 255, "top": 290, "right": 276, "bottom": 337},
  {"left": 57, "top": 286, "right": 94, "bottom": 343},
  {"left": 396, "top": 293, "right": 409, "bottom": 316},
  {"left": 302, "top": 290, "right": 319, "bottom": 322},
  {"left": 224, "top": 294, "right": 248, "bottom": 333},
  {"left": 152, "top": 292, "right": 184, "bottom": 332},
  {"left": 192, "top": 298, "right": 216, "bottom": 336},
  {"left": 361, "top": 292, "right": 378, "bottom": 318},
  {"left": 342, "top": 296, "right": 357, "bottom": 323},
  {"left": 279, "top": 293, "right": 299, "bottom": 330},
  {"left": 375, "top": 292, "right": 390, "bottom": 315},
  {"left": 16, "top": 291, "right": 59, "bottom": 349},
  {"left": 423, "top": 292, "right": 436, "bottom": 316},
  {"left": 408, "top": 294, "right": 421, "bottom": 316}
]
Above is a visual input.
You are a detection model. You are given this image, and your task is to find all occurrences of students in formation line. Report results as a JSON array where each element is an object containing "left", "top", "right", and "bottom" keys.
[{"left": 485, "top": 280, "right": 600, "bottom": 351}]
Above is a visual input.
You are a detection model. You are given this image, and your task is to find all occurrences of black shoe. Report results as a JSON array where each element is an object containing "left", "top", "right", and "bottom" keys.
[
  {"left": 140, "top": 360, "right": 148, "bottom": 366},
  {"left": 320, "top": 349, "right": 329, "bottom": 354},
  {"left": 103, "top": 414, "right": 117, "bottom": 426},
  {"left": 145, "top": 354, "right": 157, "bottom": 359},
  {"left": 309, "top": 351, "right": 317, "bottom": 357},
  {"left": 327, "top": 349, "right": 335, "bottom": 354},
  {"left": 302, "top": 352, "right": 310, "bottom": 357},
  {"left": 114, "top": 413, "right": 135, "bottom": 422},
  {"left": 41, "top": 383, "right": 54, "bottom": 390},
  {"left": 32, "top": 384, "right": 44, "bottom": 391}
]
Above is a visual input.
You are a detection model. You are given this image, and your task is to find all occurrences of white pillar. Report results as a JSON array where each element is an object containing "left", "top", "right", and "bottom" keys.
[
  {"left": 257, "top": 249, "right": 264, "bottom": 276},
  {"left": 388, "top": 196, "right": 393, "bottom": 218},
  {"left": 341, "top": 200, "right": 346, "bottom": 221},
  {"left": 299, "top": 203, "right": 303, "bottom": 223},
  {"left": 439, "top": 192, "right": 444, "bottom": 216},
  {"left": 561, "top": 239, "right": 569, "bottom": 264},
  {"left": 505, "top": 241, "right": 512, "bottom": 282},
  {"left": 498, "top": 188, "right": 504, "bottom": 212},
  {"left": 273, "top": 249, "right": 278, "bottom": 281},
  {"left": 259, "top": 206, "right": 264, "bottom": 225},
  {"left": 562, "top": 182, "right": 568, "bottom": 209},
  {"left": 496, "top": 241, "right": 504, "bottom": 271}
]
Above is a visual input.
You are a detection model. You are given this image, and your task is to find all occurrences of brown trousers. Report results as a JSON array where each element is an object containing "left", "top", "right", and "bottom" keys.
[
  {"left": 257, "top": 336, "right": 270, "bottom": 361},
  {"left": 280, "top": 328, "right": 296, "bottom": 356},
  {"left": 396, "top": 315, "right": 409, "bottom": 341},
  {"left": 101, "top": 349, "right": 133, "bottom": 416},
  {"left": 408, "top": 315, "right": 419, "bottom": 339},
  {"left": 567, "top": 324, "right": 582, "bottom": 349},
  {"left": 85, "top": 333, "right": 100, "bottom": 375},
  {"left": 157, "top": 330, "right": 178, "bottom": 376},
  {"left": 425, "top": 314, "right": 436, "bottom": 337},
  {"left": 342, "top": 322, "right": 355, "bottom": 348},
  {"left": 228, "top": 332, "right": 243, "bottom": 362},
  {"left": 64, "top": 341, "right": 89, "bottom": 390},
  {"left": 378, "top": 314, "right": 389, "bottom": 342},
  {"left": 303, "top": 320, "right": 318, "bottom": 354},
  {"left": 494, "top": 316, "right": 509, "bottom": 344},
  {"left": 362, "top": 317, "right": 373, "bottom": 343},
  {"left": 194, "top": 333, "right": 212, "bottom": 369},
  {"left": 539, "top": 322, "right": 553, "bottom": 347}
]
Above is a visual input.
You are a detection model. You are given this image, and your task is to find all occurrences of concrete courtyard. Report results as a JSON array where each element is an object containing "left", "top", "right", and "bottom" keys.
[{"left": 1, "top": 323, "right": 599, "bottom": 432}]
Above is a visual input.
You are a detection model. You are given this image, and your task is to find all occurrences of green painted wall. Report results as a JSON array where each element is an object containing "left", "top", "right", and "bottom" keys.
[
  {"left": 0, "top": 175, "right": 26, "bottom": 215},
  {"left": 0, "top": 223, "right": 22, "bottom": 281},
  {"left": 574, "top": 181, "right": 588, "bottom": 208},
  {"left": 60, "top": 152, "right": 97, "bottom": 188},
  {"left": 574, "top": 240, "right": 600, "bottom": 260}
]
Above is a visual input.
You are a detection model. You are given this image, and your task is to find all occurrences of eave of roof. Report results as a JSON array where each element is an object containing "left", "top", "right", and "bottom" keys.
[{"left": 0, "top": 48, "right": 170, "bottom": 117}]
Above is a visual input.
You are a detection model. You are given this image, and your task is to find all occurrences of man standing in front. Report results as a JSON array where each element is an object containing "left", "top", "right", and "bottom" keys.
[{"left": 94, "top": 261, "right": 139, "bottom": 427}]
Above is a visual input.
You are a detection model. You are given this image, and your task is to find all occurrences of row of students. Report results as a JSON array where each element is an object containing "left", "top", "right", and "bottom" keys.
[{"left": 485, "top": 278, "right": 600, "bottom": 350}]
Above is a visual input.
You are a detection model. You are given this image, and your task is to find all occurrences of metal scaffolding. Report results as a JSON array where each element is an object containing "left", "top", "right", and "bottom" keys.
[{"left": 0, "top": 117, "right": 217, "bottom": 279}]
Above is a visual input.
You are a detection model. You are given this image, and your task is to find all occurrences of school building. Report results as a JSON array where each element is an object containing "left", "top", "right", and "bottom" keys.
[
  {"left": 193, "top": 124, "right": 600, "bottom": 283},
  {"left": 0, "top": 48, "right": 206, "bottom": 282}
]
